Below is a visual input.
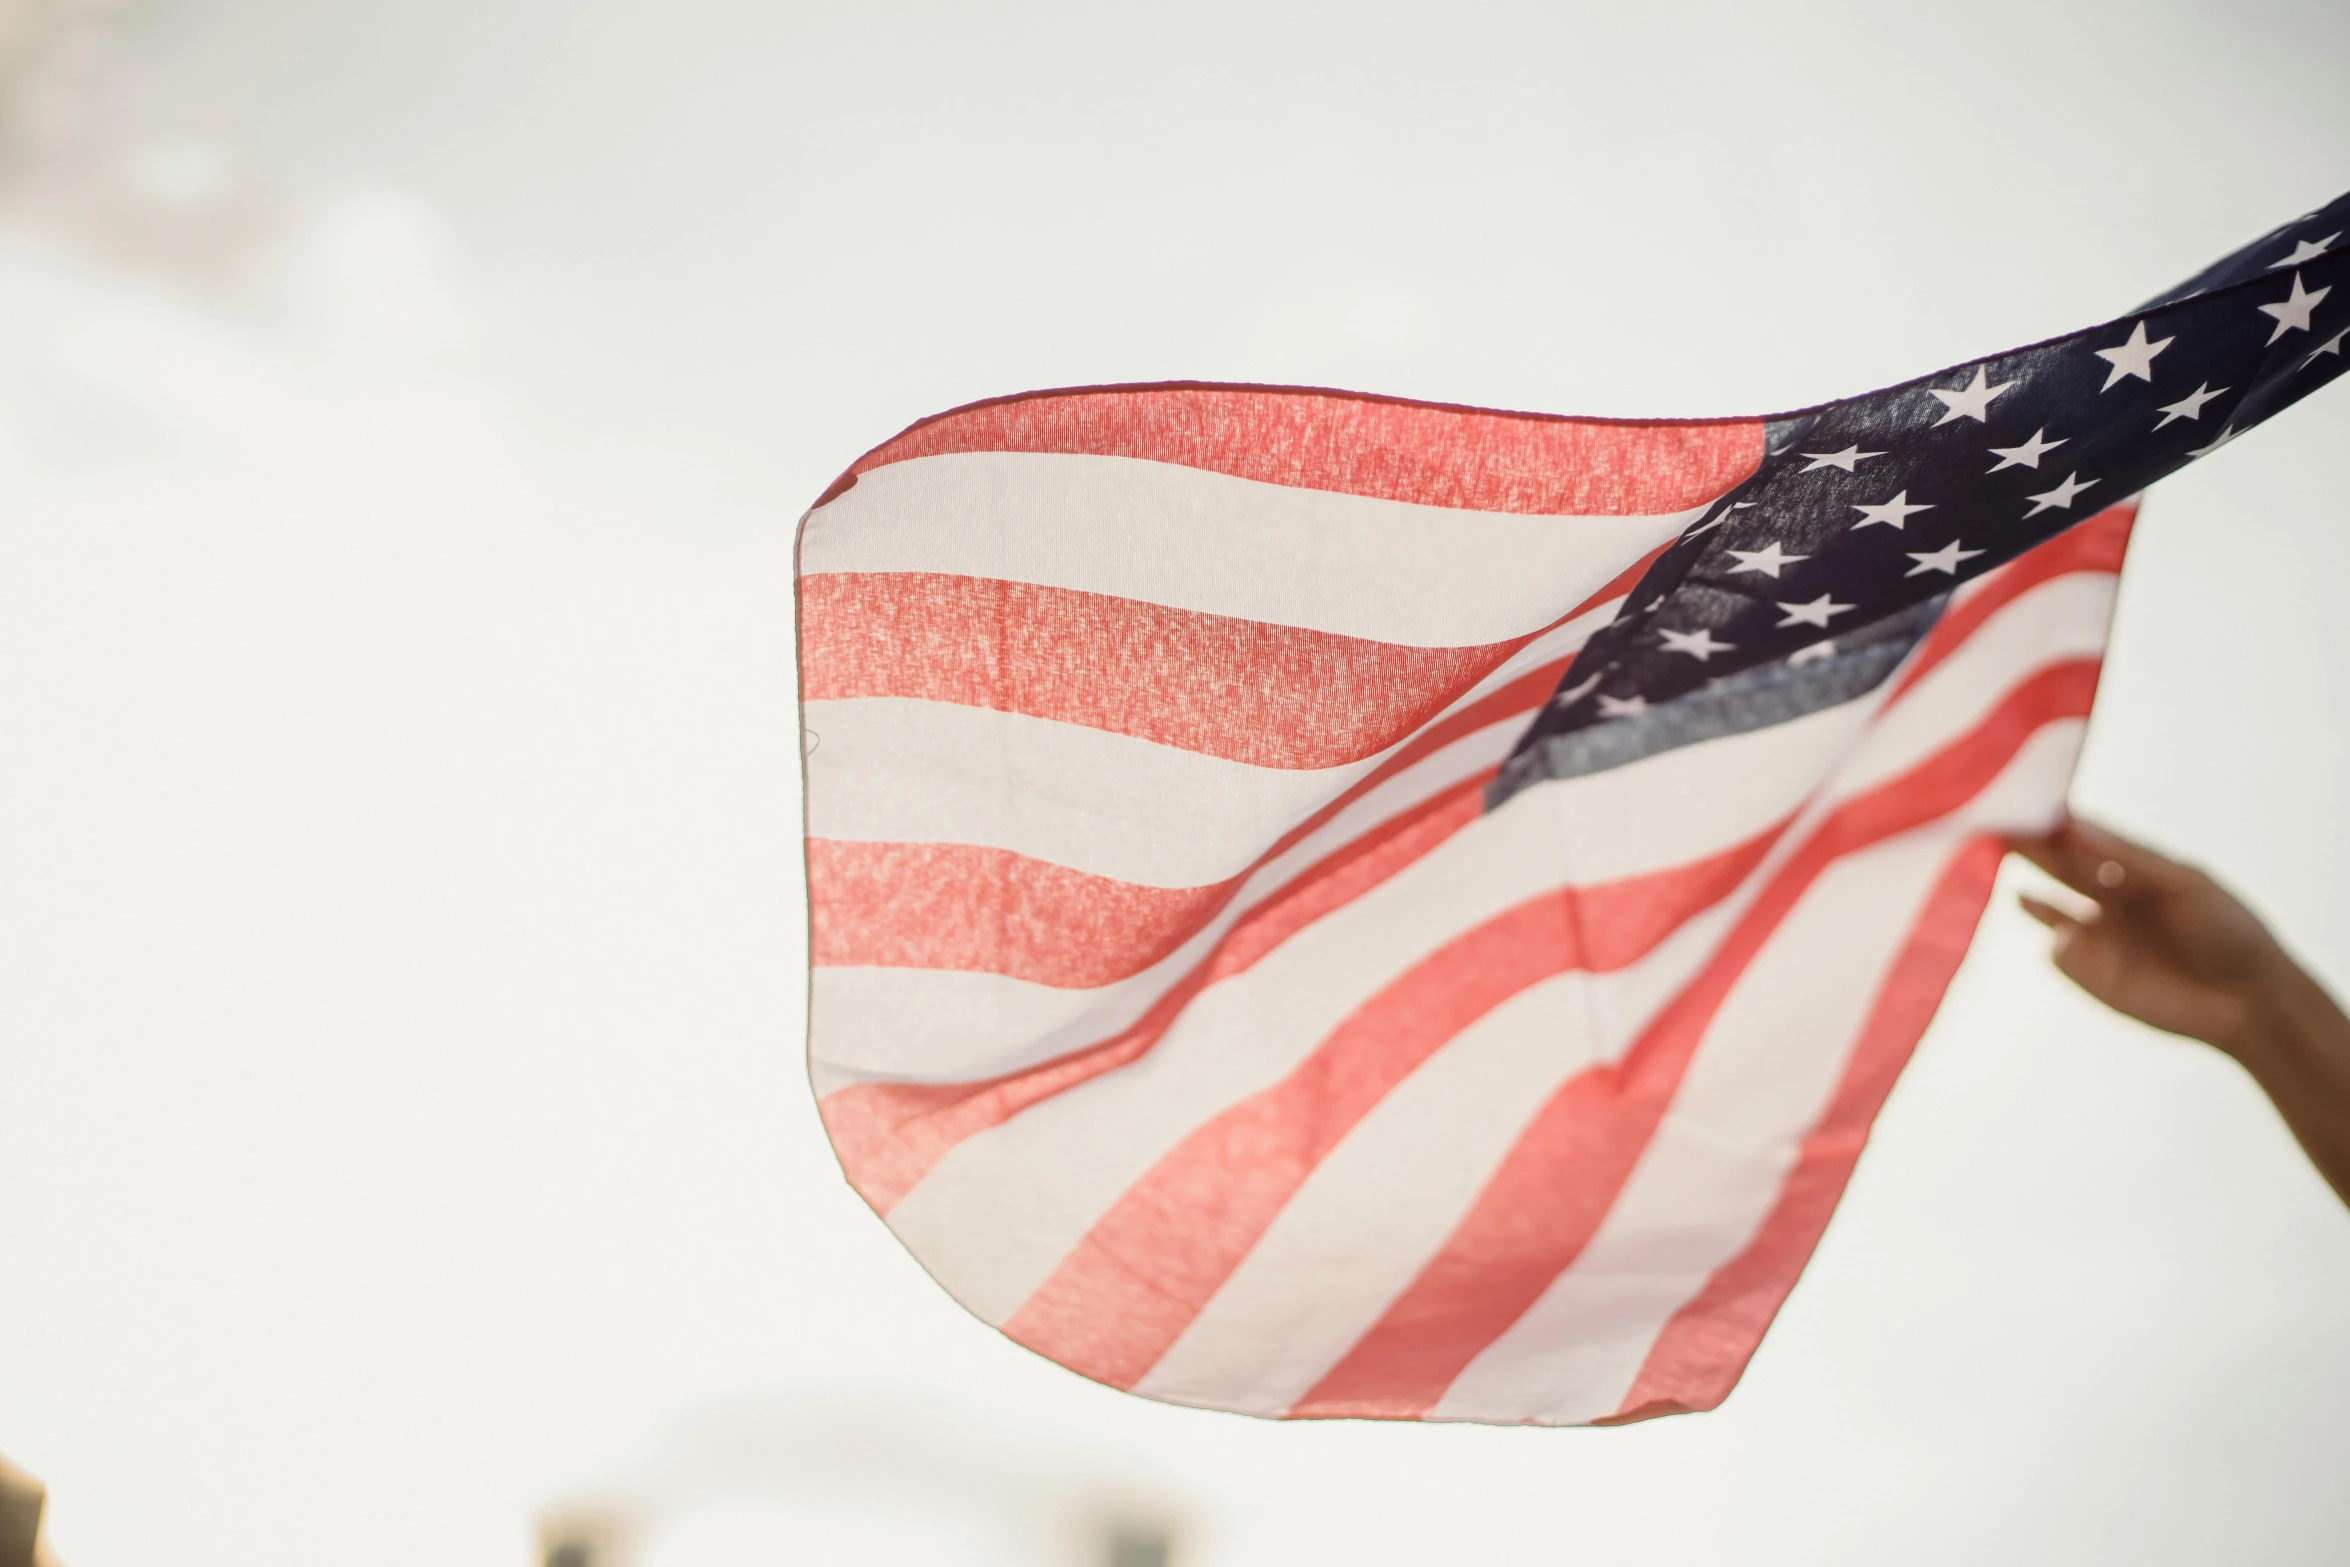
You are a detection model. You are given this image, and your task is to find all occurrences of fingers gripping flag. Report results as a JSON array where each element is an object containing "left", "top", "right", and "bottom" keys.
[{"left": 796, "top": 193, "right": 2348, "bottom": 1425}]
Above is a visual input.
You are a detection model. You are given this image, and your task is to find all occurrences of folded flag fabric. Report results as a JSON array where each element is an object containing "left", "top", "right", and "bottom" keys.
[{"left": 796, "top": 191, "right": 2348, "bottom": 1425}]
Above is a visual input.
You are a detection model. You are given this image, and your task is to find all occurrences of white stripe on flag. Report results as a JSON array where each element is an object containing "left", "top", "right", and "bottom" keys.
[
  {"left": 802, "top": 451, "right": 1710, "bottom": 644},
  {"left": 804, "top": 695, "right": 1380, "bottom": 888}
]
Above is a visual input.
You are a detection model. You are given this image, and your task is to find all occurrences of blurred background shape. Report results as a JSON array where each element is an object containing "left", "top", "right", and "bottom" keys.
[
  {"left": 0, "top": 0, "right": 277, "bottom": 283},
  {"left": 0, "top": 1453, "right": 62, "bottom": 1567}
]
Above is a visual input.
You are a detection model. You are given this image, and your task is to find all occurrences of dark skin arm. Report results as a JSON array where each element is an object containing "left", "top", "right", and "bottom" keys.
[{"left": 2009, "top": 816, "right": 2350, "bottom": 1209}]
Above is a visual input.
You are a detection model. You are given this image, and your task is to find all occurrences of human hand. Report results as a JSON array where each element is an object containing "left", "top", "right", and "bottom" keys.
[
  {"left": 2007, "top": 816, "right": 2286, "bottom": 1055},
  {"left": 2008, "top": 815, "right": 2350, "bottom": 1209}
]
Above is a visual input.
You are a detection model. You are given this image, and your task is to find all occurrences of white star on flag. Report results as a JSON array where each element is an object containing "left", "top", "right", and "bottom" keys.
[
  {"left": 2185, "top": 424, "right": 2239, "bottom": 458},
  {"left": 2307, "top": 328, "right": 2347, "bottom": 368},
  {"left": 2267, "top": 233, "right": 2338, "bottom": 268},
  {"left": 2094, "top": 320, "right": 2173, "bottom": 390},
  {"left": 2024, "top": 471, "right": 2099, "bottom": 516},
  {"left": 1594, "top": 692, "right": 1649, "bottom": 718},
  {"left": 1552, "top": 671, "right": 1603, "bottom": 708},
  {"left": 1850, "top": 490, "right": 1933, "bottom": 529},
  {"left": 1787, "top": 639, "right": 1836, "bottom": 666},
  {"left": 1685, "top": 499, "right": 1755, "bottom": 538},
  {"left": 1658, "top": 626, "right": 1734, "bottom": 661},
  {"left": 1927, "top": 367, "right": 2016, "bottom": 425},
  {"left": 1986, "top": 428, "right": 2066, "bottom": 471},
  {"left": 1798, "top": 446, "right": 1884, "bottom": 472},
  {"left": 2258, "top": 271, "right": 2330, "bottom": 343},
  {"left": 1725, "top": 542, "right": 1807, "bottom": 577},
  {"left": 1774, "top": 593, "right": 1854, "bottom": 628},
  {"left": 2152, "top": 382, "right": 2229, "bottom": 429},
  {"left": 1905, "top": 540, "right": 1986, "bottom": 577}
]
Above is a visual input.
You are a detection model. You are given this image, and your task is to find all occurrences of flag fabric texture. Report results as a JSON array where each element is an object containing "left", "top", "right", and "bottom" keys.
[{"left": 796, "top": 193, "right": 2348, "bottom": 1425}]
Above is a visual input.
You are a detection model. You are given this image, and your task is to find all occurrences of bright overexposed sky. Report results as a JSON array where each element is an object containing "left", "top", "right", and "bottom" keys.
[{"left": 2, "top": 2, "right": 2347, "bottom": 1564}]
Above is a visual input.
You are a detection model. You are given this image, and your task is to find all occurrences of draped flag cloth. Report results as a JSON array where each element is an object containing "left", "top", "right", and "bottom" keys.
[{"left": 796, "top": 192, "right": 2348, "bottom": 1425}]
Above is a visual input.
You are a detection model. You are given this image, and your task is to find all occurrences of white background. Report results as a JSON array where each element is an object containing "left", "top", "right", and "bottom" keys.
[{"left": 2, "top": 1, "right": 2347, "bottom": 1562}]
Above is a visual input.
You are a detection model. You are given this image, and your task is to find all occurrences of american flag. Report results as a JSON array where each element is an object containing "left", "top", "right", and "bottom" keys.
[{"left": 797, "top": 191, "right": 2347, "bottom": 1426}]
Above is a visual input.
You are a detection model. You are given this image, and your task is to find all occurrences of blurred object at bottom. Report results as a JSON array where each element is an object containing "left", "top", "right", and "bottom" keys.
[
  {"left": 0, "top": 1452, "right": 61, "bottom": 1567},
  {"left": 1104, "top": 1520, "right": 1174, "bottom": 1567},
  {"left": 535, "top": 1397, "right": 1187, "bottom": 1567},
  {"left": 536, "top": 1507, "right": 635, "bottom": 1567}
]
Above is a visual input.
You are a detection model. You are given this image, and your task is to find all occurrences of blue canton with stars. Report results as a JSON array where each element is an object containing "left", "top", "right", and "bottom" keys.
[{"left": 1493, "top": 189, "right": 2350, "bottom": 806}]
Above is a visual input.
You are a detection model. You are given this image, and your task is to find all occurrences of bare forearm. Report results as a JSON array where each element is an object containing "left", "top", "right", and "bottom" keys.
[{"left": 2225, "top": 960, "right": 2350, "bottom": 1207}]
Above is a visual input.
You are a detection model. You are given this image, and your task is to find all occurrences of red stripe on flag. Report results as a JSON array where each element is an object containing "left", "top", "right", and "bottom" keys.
[
  {"left": 808, "top": 841, "right": 1244, "bottom": 990},
  {"left": 1601, "top": 833, "right": 2007, "bottom": 1424},
  {"left": 827, "top": 383, "right": 1764, "bottom": 516},
  {"left": 1286, "top": 658, "right": 2101, "bottom": 1419},
  {"left": 998, "top": 830, "right": 1784, "bottom": 1391},
  {"left": 801, "top": 573, "right": 1520, "bottom": 770}
]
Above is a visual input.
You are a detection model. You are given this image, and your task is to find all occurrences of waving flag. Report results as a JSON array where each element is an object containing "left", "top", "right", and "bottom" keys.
[{"left": 797, "top": 193, "right": 2348, "bottom": 1425}]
